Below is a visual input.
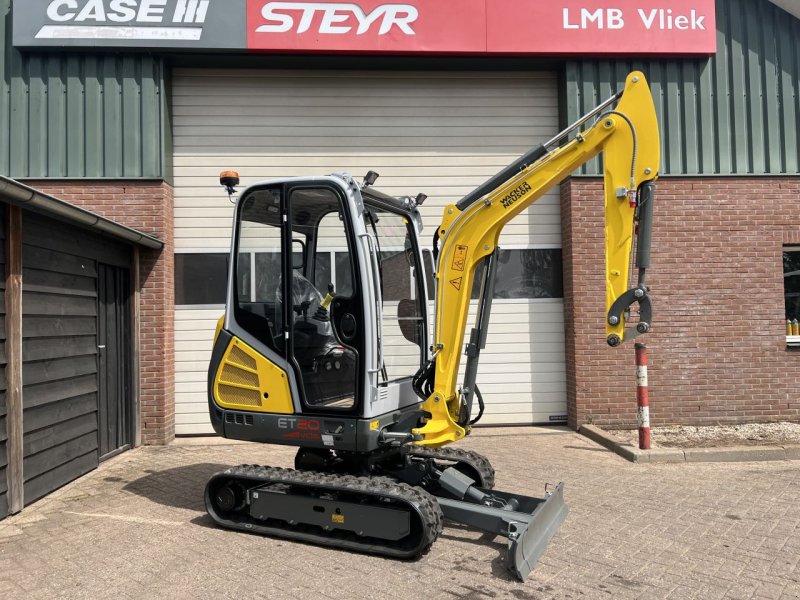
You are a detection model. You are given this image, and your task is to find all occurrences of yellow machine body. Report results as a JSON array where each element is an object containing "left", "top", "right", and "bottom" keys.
[
  {"left": 212, "top": 335, "right": 294, "bottom": 415},
  {"left": 413, "top": 72, "right": 661, "bottom": 447}
]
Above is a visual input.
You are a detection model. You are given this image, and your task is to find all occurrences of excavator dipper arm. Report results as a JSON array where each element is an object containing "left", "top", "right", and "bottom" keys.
[{"left": 413, "top": 72, "right": 661, "bottom": 447}]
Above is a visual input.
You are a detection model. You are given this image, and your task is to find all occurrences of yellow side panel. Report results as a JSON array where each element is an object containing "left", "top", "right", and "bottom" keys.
[
  {"left": 214, "top": 315, "right": 224, "bottom": 345},
  {"left": 213, "top": 337, "right": 294, "bottom": 414}
]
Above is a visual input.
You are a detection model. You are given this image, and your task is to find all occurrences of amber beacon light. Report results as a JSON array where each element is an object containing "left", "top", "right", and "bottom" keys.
[{"left": 220, "top": 171, "right": 240, "bottom": 195}]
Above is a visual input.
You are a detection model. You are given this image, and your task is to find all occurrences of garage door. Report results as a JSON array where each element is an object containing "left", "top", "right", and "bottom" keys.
[{"left": 173, "top": 69, "right": 566, "bottom": 434}]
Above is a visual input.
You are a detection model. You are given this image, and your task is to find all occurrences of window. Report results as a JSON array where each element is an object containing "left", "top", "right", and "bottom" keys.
[
  {"left": 235, "top": 187, "right": 284, "bottom": 350},
  {"left": 785, "top": 248, "right": 800, "bottom": 339},
  {"left": 313, "top": 253, "right": 332, "bottom": 292},
  {"left": 367, "top": 208, "right": 426, "bottom": 382},
  {"left": 315, "top": 211, "right": 354, "bottom": 297},
  {"left": 175, "top": 253, "right": 231, "bottom": 306},
  {"left": 421, "top": 248, "right": 564, "bottom": 300},
  {"left": 492, "top": 248, "right": 563, "bottom": 299},
  {"left": 289, "top": 186, "right": 358, "bottom": 409},
  {"left": 178, "top": 247, "right": 564, "bottom": 307}
]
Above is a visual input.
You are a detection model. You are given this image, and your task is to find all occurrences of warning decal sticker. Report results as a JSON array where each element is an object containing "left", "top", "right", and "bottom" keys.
[
  {"left": 452, "top": 245, "right": 468, "bottom": 271},
  {"left": 450, "top": 277, "right": 463, "bottom": 291}
]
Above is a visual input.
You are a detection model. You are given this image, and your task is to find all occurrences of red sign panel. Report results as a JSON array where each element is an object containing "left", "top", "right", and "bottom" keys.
[
  {"left": 246, "top": 0, "right": 717, "bottom": 55},
  {"left": 247, "top": 0, "right": 486, "bottom": 53},
  {"left": 489, "top": 0, "right": 717, "bottom": 55}
]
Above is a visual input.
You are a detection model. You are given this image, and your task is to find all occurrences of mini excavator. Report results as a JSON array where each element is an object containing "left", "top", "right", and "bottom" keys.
[{"left": 204, "top": 72, "right": 660, "bottom": 579}]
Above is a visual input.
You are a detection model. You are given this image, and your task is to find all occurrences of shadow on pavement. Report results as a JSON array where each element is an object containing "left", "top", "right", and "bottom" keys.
[
  {"left": 490, "top": 555, "right": 525, "bottom": 583},
  {"left": 439, "top": 522, "right": 520, "bottom": 581},
  {"left": 561, "top": 445, "right": 609, "bottom": 452},
  {"left": 124, "top": 463, "right": 528, "bottom": 583},
  {"left": 190, "top": 514, "right": 219, "bottom": 529},
  {"left": 123, "top": 463, "right": 229, "bottom": 511}
]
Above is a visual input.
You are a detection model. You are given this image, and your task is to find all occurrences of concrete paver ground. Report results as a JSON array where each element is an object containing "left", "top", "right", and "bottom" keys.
[{"left": 0, "top": 427, "right": 798, "bottom": 600}]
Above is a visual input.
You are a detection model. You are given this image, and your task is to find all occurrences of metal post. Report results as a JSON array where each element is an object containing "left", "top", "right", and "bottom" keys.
[{"left": 635, "top": 343, "right": 650, "bottom": 450}]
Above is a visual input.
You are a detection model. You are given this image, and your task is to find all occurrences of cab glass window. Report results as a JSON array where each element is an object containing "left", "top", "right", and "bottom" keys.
[
  {"left": 234, "top": 187, "right": 284, "bottom": 352},
  {"left": 289, "top": 187, "right": 358, "bottom": 410},
  {"left": 366, "top": 208, "right": 426, "bottom": 383}
]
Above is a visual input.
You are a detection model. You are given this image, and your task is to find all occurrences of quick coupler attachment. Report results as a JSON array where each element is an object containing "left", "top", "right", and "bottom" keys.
[
  {"left": 607, "top": 285, "right": 652, "bottom": 346},
  {"left": 435, "top": 468, "right": 568, "bottom": 580}
]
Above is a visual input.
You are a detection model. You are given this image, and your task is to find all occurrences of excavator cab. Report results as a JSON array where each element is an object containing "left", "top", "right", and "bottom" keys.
[{"left": 209, "top": 174, "right": 432, "bottom": 447}]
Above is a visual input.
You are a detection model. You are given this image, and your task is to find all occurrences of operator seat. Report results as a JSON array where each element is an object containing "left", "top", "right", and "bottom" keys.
[{"left": 277, "top": 270, "right": 357, "bottom": 407}]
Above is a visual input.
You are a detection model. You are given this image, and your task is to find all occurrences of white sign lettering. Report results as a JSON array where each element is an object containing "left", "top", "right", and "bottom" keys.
[
  {"left": 47, "top": 1, "right": 79, "bottom": 21},
  {"left": 41, "top": 0, "right": 209, "bottom": 25},
  {"left": 638, "top": 8, "right": 705, "bottom": 30},
  {"left": 257, "top": 2, "right": 418, "bottom": 35},
  {"left": 108, "top": 0, "right": 138, "bottom": 23},
  {"left": 137, "top": 0, "right": 168, "bottom": 23},
  {"left": 563, "top": 8, "right": 624, "bottom": 30},
  {"left": 76, "top": 0, "right": 107, "bottom": 22},
  {"left": 563, "top": 7, "right": 706, "bottom": 31}
]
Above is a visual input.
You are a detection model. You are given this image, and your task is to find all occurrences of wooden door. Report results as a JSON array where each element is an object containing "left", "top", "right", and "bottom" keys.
[{"left": 97, "top": 264, "right": 133, "bottom": 461}]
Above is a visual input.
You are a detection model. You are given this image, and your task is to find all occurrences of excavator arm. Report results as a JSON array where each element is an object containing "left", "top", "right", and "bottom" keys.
[{"left": 413, "top": 72, "right": 661, "bottom": 447}]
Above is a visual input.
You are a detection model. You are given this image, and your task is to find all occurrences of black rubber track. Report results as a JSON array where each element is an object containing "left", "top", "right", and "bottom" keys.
[{"left": 205, "top": 464, "right": 443, "bottom": 559}]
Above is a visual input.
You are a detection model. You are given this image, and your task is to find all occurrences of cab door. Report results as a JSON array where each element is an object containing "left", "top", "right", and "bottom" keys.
[{"left": 286, "top": 183, "right": 366, "bottom": 413}]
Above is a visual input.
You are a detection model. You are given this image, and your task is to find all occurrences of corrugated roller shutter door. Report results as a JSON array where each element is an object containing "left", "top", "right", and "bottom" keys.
[{"left": 173, "top": 69, "right": 566, "bottom": 434}]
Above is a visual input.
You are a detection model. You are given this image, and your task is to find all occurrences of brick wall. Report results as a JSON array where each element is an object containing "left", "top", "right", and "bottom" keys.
[
  {"left": 23, "top": 180, "right": 175, "bottom": 445},
  {"left": 562, "top": 177, "right": 800, "bottom": 429}
]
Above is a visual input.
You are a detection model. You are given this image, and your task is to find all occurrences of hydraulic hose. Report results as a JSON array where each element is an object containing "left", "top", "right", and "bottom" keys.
[
  {"left": 469, "top": 386, "right": 485, "bottom": 426},
  {"left": 412, "top": 358, "right": 436, "bottom": 400}
]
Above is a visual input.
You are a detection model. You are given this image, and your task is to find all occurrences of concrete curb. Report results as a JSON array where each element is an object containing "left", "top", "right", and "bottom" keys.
[{"left": 579, "top": 424, "right": 800, "bottom": 464}]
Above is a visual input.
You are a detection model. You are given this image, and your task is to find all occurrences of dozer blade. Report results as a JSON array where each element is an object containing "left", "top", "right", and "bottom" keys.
[
  {"left": 508, "top": 482, "right": 568, "bottom": 580},
  {"left": 436, "top": 482, "right": 568, "bottom": 581}
]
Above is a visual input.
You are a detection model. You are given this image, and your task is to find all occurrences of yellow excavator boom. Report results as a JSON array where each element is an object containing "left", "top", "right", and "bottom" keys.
[{"left": 413, "top": 72, "right": 661, "bottom": 447}]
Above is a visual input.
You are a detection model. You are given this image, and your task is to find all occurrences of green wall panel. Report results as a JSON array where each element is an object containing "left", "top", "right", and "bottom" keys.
[
  {"left": 0, "top": 0, "right": 168, "bottom": 179},
  {"left": 2, "top": 0, "right": 797, "bottom": 180},
  {"left": 565, "top": 0, "right": 800, "bottom": 176}
]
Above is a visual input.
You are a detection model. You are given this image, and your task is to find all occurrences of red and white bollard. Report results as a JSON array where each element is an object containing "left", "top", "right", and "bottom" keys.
[{"left": 635, "top": 343, "right": 650, "bottom": 450}]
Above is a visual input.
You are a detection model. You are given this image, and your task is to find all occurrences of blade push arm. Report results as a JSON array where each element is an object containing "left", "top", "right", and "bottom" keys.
[{"left": 413, "top": 72, "right": 661, "bottom": 447}]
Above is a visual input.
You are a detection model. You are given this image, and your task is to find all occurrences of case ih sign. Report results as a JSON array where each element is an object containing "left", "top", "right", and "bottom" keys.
[{"left": 14, "top": 0, "right": 717, "bottom": 55}]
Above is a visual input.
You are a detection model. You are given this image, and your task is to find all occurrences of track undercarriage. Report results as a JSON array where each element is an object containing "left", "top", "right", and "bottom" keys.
[{"left": 205, "top": 447, "right": 567, "bottom": 580}]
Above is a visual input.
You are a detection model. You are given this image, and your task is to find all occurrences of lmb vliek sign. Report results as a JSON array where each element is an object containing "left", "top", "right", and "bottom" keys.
[{"left": 13, "top": 0, "right": 717, "bottom": 54}]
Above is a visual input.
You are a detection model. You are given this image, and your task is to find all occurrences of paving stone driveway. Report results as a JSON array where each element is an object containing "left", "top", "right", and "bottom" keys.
[{"left": 0, "top": 427, "right": 798, "bottom": 600}]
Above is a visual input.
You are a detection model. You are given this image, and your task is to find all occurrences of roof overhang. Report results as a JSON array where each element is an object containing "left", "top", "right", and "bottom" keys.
[
  {"left": 769, "top": 1, "right": 800, "bottom": 20},
  {"left": 0, "top": 177, "right": 164, "bottom": 250}
]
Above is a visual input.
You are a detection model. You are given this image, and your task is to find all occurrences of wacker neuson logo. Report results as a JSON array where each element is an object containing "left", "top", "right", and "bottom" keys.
[{"left": 37, "top": 0, "right": 211, "bottom": 40}]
